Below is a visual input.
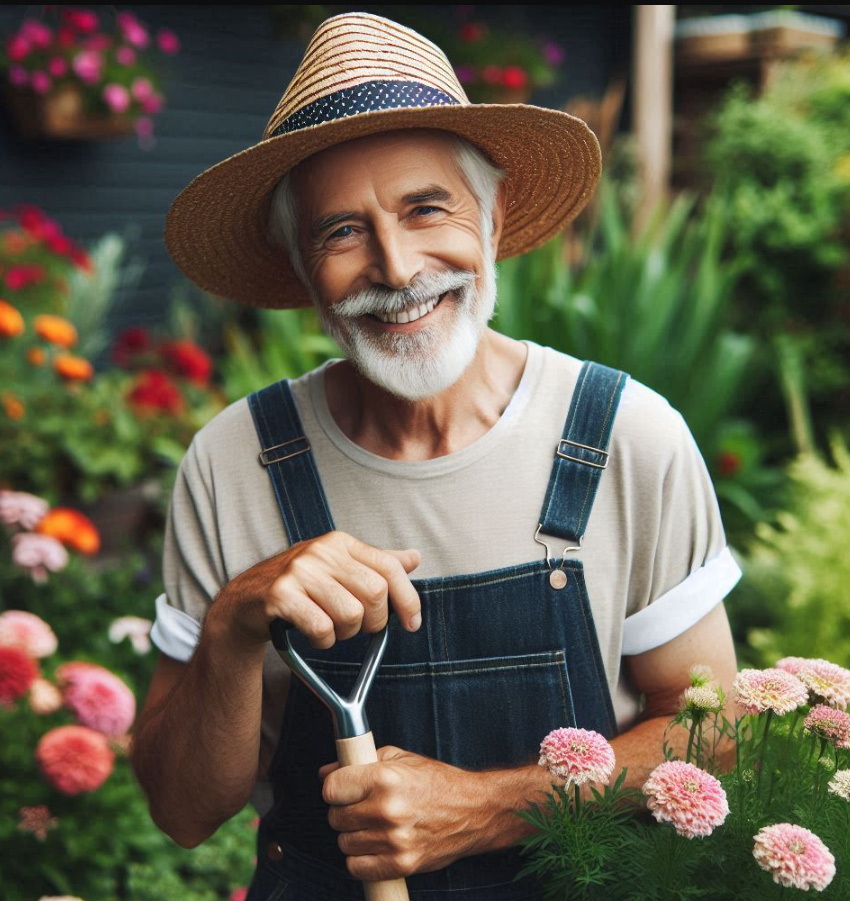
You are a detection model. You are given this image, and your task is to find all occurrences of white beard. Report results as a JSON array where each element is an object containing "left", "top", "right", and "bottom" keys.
[{"left": 313, "top": 244, "right": 498, "bottom": 402}]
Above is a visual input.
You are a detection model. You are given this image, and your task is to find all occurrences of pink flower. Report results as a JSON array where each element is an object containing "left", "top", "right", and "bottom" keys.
[
  {"left": 17, "top": 804, "right": 59, "bottom": 840},
  {"left": 731, "top": 668, "right": 808, "bottom": 716},
  {"left": 9, "top": 65, "right": 30, "bottom": 87},
  {"left": 642, "top": 760, "right": 729, "bottom": 839},
  {"left": 0, "top": 490, "right": 49, "bottom": 530},
  {"left": 11, "top": 533, "right": 69, "bottom": 583},
  {"left": 140, "top": 93, "right": 163, "bottom": 115},
  {"left": 134, "top": 115, "right": 155, "bottom": 151},
  {"left": 542, "top": 41, "right": 565, "bottom": 67},
  {"left": 753, "top": 823, "right": 835, "bottom": 891},
  {"left": 108, "top": 616, "right": 152, "bottom": 654},
  {"left": 156, "top": 28, "right": 181, "bottom": 55},
  {"left": 777, "top": 658, "right": 850, "bottom": 711},
  {"left": 83, "top": 34, "right": 112, "bottom": 53},
  {"left": 0, "top": 611, "right": 58, "bottom": 658},
  {"left": 117, "top": 12, "right": 149, "bottom": 49},
  {"left": 29, "top": 678, "right": 64, "bottom": 715},
  {"left": 36, "top": 725, "right": 115, "bottom": 794},
  {"left": 7, "top": 34, "right": 31, "bottom": 62},
  {"left": 130, "top": 77, "right": 154, "bottom": 101},
  {"left": 63, "top": 9, "right": 99, "bottom": 34},
  {"left": 804, "top": 705, "right": 850, "bottom": 749},
  {"left": 57, "top": 661, "right": 136, "bottom": 736},
  {"left": 229, "top": 890, "right": 248, "bottom": 901},
  {"left": 115, "top": 46, "right": 137, "bottom": 67},
  {"left": 0, "top": 646, "right": 39, "bottom": 707},
  {"left": 72, "top": 50, "right": 102, "bottom": 85},
  {"left": 30, "top": 71, "right": 52, "bottom": 96},
  {"left": 102, "top": 83, "right": 131, "bottom": 114},
  {"left": 48, "top": 57, "right": 68, "bottom": 78},
  {"left": 454, "top": 64, "right": 476, "bottom": 85},
  {"left": 20, "top": 20, "right": 52, "bottom": 51},
  {"left": 538, "top": 727, "right": 616, "bottom": 788}
]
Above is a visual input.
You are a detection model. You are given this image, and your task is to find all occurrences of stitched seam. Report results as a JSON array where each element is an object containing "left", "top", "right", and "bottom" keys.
[
  {"left": 255, "top": 389, "right": 302, "bottom": 544},
  {"left": 416, "top": 563, "right": 572, "bottom": 593}
]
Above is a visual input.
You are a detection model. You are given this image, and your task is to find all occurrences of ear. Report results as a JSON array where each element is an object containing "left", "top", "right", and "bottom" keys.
[{"left": 489, "top": 181, "right": 508, "bottom": 258}]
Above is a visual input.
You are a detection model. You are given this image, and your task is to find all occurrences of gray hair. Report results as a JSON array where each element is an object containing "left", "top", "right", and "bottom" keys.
[{"left": 267, "top": 132, "right": 505, "bottom": 289}]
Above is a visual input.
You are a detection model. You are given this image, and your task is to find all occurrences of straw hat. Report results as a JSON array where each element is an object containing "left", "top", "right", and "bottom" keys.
[{"left": 164, "top": 12, "right": 601, "bottom": 310}]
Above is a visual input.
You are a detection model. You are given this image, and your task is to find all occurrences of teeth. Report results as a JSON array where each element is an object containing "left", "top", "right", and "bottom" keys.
[{"left": 376, "top": 294, "right": 442, "bottom": 324}]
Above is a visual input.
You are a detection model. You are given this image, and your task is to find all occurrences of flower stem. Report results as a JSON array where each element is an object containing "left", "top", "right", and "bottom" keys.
[
  {"left": 757, "top": 710, "right": 774, "bottom": 791},
  {"left": 574, "top": 783, "right": 581, "bottom": 816},
  {"left": 686, "top": 718, "right": 698, "bottom": 764}
]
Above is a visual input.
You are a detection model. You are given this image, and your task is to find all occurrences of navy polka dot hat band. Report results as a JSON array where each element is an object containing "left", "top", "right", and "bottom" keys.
[{"left": 165, "top": 12, "right": 602, "bottom": 310}]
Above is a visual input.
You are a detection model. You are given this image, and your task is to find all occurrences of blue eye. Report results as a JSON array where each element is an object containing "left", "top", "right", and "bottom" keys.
[
  {"left": 415, "top": 206, "right": 439, "bottom": 216},
  {"left": 329, "top": 224, "right": 353, "bottom": 239}
]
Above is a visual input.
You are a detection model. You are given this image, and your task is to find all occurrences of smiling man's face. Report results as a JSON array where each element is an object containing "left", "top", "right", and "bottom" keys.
[{"left": 291, "top": 129, "right": 504, "bottom": 401}]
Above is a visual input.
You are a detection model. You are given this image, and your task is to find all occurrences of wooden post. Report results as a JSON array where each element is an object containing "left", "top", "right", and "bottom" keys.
[{"left": 632, "top": 5, "right": 675, "bottom": 229}]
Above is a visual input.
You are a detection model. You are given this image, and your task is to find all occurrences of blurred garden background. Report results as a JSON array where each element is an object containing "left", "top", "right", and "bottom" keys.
[{"left": 2, "top": 4, "right": 850, "bottom": 899}]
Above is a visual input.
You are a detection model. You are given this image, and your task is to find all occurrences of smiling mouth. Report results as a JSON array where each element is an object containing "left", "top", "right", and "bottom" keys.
[{"left": 369, "top": 292, "right": 447, "bottom": 326}]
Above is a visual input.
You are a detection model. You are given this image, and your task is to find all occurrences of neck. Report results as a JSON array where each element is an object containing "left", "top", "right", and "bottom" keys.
[{"left": 324, "top": 329, "right": 528, "bottom": 461}]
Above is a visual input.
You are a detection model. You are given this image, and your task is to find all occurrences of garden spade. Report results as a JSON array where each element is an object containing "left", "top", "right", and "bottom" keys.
[{"left": 269, "top": 618, "right": 410, "bottom": 901}]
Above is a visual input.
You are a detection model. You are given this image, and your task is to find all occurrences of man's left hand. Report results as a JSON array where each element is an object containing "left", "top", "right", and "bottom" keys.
[{"left": 319, "top": 745, "right": 480, "bottom": 881}]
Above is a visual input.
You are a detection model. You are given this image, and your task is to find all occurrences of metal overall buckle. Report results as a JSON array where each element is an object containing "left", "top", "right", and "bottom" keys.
[{"left": 534, "top": 523, "right": 582, "bottom": 590}]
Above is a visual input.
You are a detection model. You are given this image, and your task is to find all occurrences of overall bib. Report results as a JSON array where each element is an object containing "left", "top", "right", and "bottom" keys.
[{"left": 245, "top": 360, "right": 628, "bottom": 901}]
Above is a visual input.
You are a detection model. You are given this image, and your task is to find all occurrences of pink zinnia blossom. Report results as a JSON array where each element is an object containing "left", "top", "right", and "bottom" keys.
[
  {"left": 229, "top": 890, "right": 247, "bottom": 901},
  {"left": 140, "top": 93, "right": 163, "bottom": 115},
  {"left": 57, "top": 661, "right": 136, "bottom": 736},
  {"left": 130, "top": 76, "right": 154, "bottom": 101},
  {"left": 63, "top": 9, "right": 99, "bottom": 34},
  {"left": 9, "top": 65, "right": 30, "bottom": 87},
  {"left": 156, "top": 28, "right": 180, "bottom": 55},
  {"left": 7, "top": 34, "right": 31, "bottom": 63},
  {"left": 0, "top": 610, "right": 58, "bottom": 658},
  {"left": 134, "top": 115, "right": 155, "bottom": 151},
  {"left": 732, "top": 668, "right": 808, "bottom": 716},
  {"left": 17, "top": 804, "right": 59, "bottom": 840},
  {"left": 538, "top": 727, "right": 615, "bottom": 788},
  {"left": 828, "top": 769, "right": 850, "bottom": 801},
  {"left": 83, "top": 34, "right": 112, "bottom": 53},
  {"left": 778, "top": 658, "right": 850, "bottom": 711},
  {"left": 804, "top": 705, "right": 850, "bottom": 749},
  {"left": 21, "top": 20, "right": 52, "bottom": 51},
  {"left": 117, "top": 12, "right": 149, "bottom": 49},
  {"left": 30, "top": 71, "right": 52, "bottom": 95},
  {"left": 72, "top": 50, "right": 102, "bottom": 85},
  {"left": 108, "top": 616, "right": 152, "bottom": 654},
  {"left": 11, "top": 533, "right": 69, "bottom": 583},
  {"left": 642, "top": 760, "right": 729, "bottom": 839},
  {"left": 115, "top": 46, "right": 137, "bottom": 66},
  {"left": 0, "top": 645, "right": 39, "bottom": 707},
  {"left": 0, "top": 490, "right": 49, "bottom": 530},
  {"left": 29, "top": 677, "right": 64, "bottom": 715},
  {"left": 36, "top": 725, "right": 115, "bottom": 794},
  {"left": 102, "top": 83, "right": 130, "bottom": 114},
  {"left": 47, "top": 56, "right": 68, "bottom": 78},
  {"left": 753, "top": 823, "right": 835, "bottom": 891}
]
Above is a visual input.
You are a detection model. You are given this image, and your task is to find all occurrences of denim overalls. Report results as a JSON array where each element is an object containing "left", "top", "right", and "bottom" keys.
[{"left": 244, "top": 360, "right": 628, "bottom": 901}]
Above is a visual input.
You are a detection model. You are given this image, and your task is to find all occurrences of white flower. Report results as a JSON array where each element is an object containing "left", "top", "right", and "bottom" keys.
[{"left": 108, "top": 616, "right": 152, "bottom": 654}]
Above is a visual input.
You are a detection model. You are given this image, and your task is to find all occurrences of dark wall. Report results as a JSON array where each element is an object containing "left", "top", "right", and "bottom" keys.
[{"left": 0, "top": 5, "right": 631, "bottom": 338}]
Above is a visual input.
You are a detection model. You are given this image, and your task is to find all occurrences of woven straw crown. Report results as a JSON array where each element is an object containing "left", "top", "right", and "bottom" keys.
[{"left": 165, "top": 12, "right": 602, "bottom": 309}]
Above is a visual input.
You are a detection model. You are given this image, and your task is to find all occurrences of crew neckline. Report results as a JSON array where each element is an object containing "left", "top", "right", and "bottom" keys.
[{"left": 308, "top": 339, "right": 543, "bottom": 478}]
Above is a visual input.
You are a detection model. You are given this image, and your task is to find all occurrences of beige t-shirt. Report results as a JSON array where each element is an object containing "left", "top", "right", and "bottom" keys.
[{"left": 150, "top": 339, "right": 742, "bottom": 815}]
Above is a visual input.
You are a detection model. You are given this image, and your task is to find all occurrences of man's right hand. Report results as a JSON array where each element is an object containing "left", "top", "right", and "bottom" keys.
[{"left": 207, "top": 531, "right": 422, "bottom": 650}]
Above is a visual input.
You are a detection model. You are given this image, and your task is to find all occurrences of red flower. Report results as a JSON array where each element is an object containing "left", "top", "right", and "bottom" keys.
[
  {"left": 716, "top": 451, "right": 741, "bottom": 478},
  {"left": 36, "top": 725, "right": 115, "bottom": 794},
  {"left": 112, "top": 326, "right": 152, "bottom": 368},
  {"left": 161, "top": 338, "right": 213, "bottom": 385},
  {"left": 501, "top": 65, "right": 528, "bottom": 90},
  {"left": 128, "top": 369, "right": 185, "bottom": 415},
  {"left": 0, "top": 646, "right": 40, "bottom": 707},
  {"left": 482, "top": 65, "right": 502, "bottom": 85},
  {"left": 62, "top": 9, "right": 100, "bottom": 33},
  {"left": 459, "top": 22, "right": 483, "bottom": 43},
  {"left": 5, "top": 264, "right": 46, "bottom": 291}
]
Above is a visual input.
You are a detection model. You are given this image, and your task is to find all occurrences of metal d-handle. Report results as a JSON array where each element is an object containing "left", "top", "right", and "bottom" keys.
[{"left": 269, "top": 619, "right": 390, "bottom": 740}]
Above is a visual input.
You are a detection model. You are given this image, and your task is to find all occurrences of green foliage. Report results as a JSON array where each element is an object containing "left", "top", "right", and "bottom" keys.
[{"left": 732, "top": 437, "right": 850, "bottom": 668}]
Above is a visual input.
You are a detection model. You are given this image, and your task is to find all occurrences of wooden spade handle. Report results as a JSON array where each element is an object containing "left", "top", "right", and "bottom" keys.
[{"left": 335, "top": 732, "right": 410, "bottom": 901}]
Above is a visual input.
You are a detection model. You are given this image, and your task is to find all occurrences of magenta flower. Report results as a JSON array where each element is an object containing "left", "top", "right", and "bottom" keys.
[
  {"left": 134, "top": 116, "right": 156, "bottom": 151},
  {"left": 57, "top": 661, "right": 136, "bottom": 736},
  {"left": 64, "top": 9, "right": 99, "bottom": 33},
  {"left": 83, "top": 34, "right": 112, "bottom": 53},
  {"left": 140, "top": 93, "right": 163, "bottom": 115},
  {"left": 454, "top": 64, "right": 476, "bottom": 85},
  {"left": 7, "top": 34, "right": 31, "bottom": 63},
  {"left": 0, "top": 610, "right": 58, "bottom": 658},
  {"left": 542, "top": 41, "right": 565, "bottom": 66},
  {"left": 753, "top": 824, "right": 835, "bottom": 891},
  {"left": 117, "top": 12, "right": 149, "bottom": 49},
  {"left": 103, "top": 83, "right": 131, "bottom": 114},
  {"left": 0, "top": 490, "right": 49, "bottom": 531},
  {"left": 11, "top": 533, "right": 69, "bottom": 583},
  {"left": 72, "top": 50, "right": 102, "bottom": 85},
  {"left": 30, "top": 71, "right": 52, "bottom": 96},
  {"left": 778, "top": 658, "right": 850, "bottom": 711},
  {"left": 20, "top": 20, "right": 52, "bottom": 51},
  {"left": 732, "top": 668, "right": 808, "bottom": 716},
  {"left": 130, "top": 77, "right": 154, "bottom": 102},
  {"left": 642, "top": 760, "right": 729, "bottom": 838},
  {"left": 9, "top": 65, "right": 29, "bottom": 87},
  {"left": 156, "top": 28, "right": 181, "bottom": 55},
  {"left": 804, "top": 705, "right": 850, "bottom": 749},
  {"left": 115, "top": 46, "right": 137, "bottom": 67},
  {"left": 538, "top": 727, "right": 615, "bottom": 788},
  {"left": 48, "top": 57, "right": 68, "bottom": 78}
]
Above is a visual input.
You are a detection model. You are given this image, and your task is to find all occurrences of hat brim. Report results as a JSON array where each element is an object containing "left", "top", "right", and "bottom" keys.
[{"left": 164, "top": 103, "right": 601, "bottom": 310}]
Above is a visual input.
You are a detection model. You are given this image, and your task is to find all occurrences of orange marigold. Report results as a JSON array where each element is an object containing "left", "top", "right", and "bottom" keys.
[
  {"left": 0, "top": 299, "right": 24, "bottom": 338},
  {"left": 26, "top": 347, "right": 46, "bottom": 366},
  {"left": 36, "top": 508, "right": 100, "bottom": 555},
  {"left": 35, "top": 314, "right": 77, "bottom": 348},
  {"left": 53, "top": 354, "right": 93, "bottom": 382},
  {"left": 2, "top": 393, "right": 25, "bottom": 420}
]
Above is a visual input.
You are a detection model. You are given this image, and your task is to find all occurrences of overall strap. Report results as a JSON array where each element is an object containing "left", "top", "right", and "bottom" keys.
[
  {"left": 247, "top": 380, "right": 336, "bottom": 545},
  {"left": 537, "top": 360, "right": 628, "bottom": 544}
]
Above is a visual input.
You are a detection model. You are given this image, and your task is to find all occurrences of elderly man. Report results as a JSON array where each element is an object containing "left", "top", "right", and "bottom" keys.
[{"left": 132, "top": 12, "right": 741, "bottom": 901}]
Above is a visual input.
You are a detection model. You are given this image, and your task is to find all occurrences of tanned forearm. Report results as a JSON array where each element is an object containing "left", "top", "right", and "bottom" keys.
[{"left": 130, "top": 612, "right": 266, "bottom": 848}]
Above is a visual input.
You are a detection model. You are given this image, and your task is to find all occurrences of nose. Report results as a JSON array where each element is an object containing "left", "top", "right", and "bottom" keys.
[{"left": 367, "top": 218, "right": 423, "bottom": 290}]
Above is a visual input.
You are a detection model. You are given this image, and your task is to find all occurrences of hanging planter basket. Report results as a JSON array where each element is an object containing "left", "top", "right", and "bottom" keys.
[{"left": 4, "top": 83, "right": 136, "bottom": 141}]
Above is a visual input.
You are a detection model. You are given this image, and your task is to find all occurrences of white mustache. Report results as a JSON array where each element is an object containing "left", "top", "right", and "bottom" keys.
[{"left": 332, "top": 269, "right": 476, "bottom": 320}]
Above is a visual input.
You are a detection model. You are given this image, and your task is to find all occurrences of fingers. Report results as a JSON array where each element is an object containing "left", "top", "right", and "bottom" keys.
[{"left": 347, "top": 540, "right": 422, "bottom": 633}]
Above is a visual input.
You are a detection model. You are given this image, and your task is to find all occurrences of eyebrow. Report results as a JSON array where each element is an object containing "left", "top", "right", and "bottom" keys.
[{"left": 310, "top": 185, "right": 455, "bottom": 237}]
